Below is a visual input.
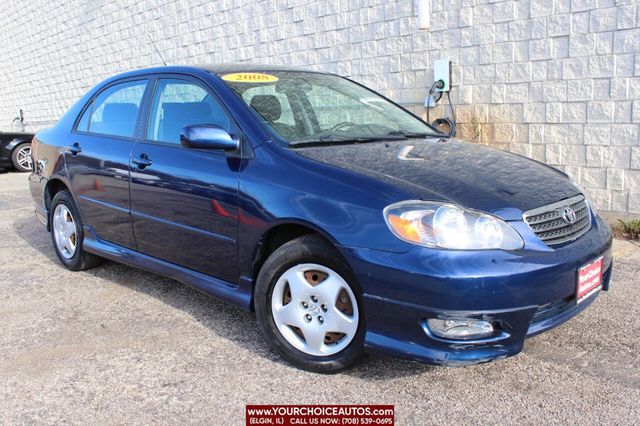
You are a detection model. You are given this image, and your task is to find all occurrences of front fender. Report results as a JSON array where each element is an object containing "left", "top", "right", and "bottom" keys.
[{"left": 236, "top": 143, "right": 418, "bottom": 277}]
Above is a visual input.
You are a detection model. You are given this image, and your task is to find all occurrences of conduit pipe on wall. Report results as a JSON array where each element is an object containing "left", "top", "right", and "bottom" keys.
[{"left": 417, "top": 0, "right": 431, "bottom": 30}]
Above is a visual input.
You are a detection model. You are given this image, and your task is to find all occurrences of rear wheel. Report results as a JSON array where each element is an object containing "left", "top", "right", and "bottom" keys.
[
  {"left": 11, "top": 143, "right": 32, "bottom": 172},
  {"left": 50, "top": 190, "right": 101, "bottom": 271},
  {"left": 255, "top": 234, "right": 365, "bottom": 373}
]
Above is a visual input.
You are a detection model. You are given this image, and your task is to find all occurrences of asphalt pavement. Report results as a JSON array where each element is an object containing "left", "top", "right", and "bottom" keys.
[{"left": 1, "top": 170, "right": 639, "bottom": 425}]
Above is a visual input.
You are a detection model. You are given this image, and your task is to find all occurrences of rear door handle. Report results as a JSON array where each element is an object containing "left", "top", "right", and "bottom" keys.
[
  {"left": 132, "top": 153, "right": 152, "bottom": 169},
  {"left": 66, "top": 143, "right": 82, "bottom": 156}
]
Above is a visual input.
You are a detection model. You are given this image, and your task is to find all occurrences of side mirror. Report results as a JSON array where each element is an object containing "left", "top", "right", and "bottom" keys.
[{"left": 180, "top": 125, "right": 239, "bottom": 151}]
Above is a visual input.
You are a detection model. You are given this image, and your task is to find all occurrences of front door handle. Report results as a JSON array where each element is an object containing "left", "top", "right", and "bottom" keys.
[
  {"left": 66, "top": 143, "right": 82, "bottom": 156},
  {"left": 132, "top": 153, "right": 152, "bottom": 169}
]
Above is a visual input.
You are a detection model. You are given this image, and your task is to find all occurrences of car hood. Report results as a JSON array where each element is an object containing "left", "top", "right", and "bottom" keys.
[{"left": 294, "top": 138, "right": 580, "bottom": 221}]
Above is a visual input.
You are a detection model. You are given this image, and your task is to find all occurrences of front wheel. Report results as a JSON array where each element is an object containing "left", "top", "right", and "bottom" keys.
[{"left": 255, "top": 235, "right": 365, "bottom": 373}]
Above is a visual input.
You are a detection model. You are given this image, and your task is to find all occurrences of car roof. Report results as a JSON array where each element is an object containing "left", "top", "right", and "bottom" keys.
[
  {"left": 103, "top": 64, "right": 327, "bottom": 82},
  {"left": 195, "top": 63, "right": 312, "bottom": 74}
]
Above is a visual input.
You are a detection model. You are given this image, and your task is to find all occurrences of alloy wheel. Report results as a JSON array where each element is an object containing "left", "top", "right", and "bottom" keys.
[
  {"left": 16, "top": 146, "right": 32, "bottom": 170},
  {"left": 52, "top": 204, "right": 77, "bottom": 259}
]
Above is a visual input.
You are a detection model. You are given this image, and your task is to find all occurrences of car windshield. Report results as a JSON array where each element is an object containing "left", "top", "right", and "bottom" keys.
[{"left": 219, "top": 70, "right": 440, "bottom": 146}]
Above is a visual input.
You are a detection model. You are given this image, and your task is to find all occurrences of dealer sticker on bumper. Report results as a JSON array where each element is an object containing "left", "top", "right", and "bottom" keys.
[{"left": 576, "top": 256, "right": 603, "bottom": 304}]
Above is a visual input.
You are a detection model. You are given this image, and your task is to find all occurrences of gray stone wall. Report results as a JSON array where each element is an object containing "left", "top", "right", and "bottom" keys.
[{"left": 0, "top": 0, "right": 638, "bottom": 213}]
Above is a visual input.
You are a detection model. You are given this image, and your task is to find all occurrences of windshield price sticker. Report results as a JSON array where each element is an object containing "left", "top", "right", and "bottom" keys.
[
  {"left": 222, "top": 72, "right": 279, "bottom": 83},
  {"left": 246, "top": 404, "right": 394, "bottom": 425}
]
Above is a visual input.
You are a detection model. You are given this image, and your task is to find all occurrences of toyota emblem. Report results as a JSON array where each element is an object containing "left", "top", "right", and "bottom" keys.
[{"left": 559, "top": 206, "right": 577, "bottom": 224}]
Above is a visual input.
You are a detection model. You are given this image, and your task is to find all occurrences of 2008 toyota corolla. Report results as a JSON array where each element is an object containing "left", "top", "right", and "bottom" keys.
[{"left": 29, "top": 65, "right": 612, "bottom": 372}]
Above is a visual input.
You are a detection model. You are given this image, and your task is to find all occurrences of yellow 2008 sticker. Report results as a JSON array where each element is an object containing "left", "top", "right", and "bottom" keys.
[{"left": 221, "top": 73, "right": 279, "bottom": 83}]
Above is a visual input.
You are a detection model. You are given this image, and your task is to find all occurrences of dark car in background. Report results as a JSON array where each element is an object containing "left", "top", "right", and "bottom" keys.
[
  {"left": 1, "top": 132, "right": 34, "bottom": 172},
  {"left": 29, "top": 65, "right": 612, "bottom": 373}
]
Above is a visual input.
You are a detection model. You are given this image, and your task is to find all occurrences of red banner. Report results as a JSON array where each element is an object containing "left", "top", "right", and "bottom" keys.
[{"left": 246, "top": 405, "right": 394, "bottom": 425}]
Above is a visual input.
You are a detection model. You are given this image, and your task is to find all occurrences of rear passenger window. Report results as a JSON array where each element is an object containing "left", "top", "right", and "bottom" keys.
[
  {"left": 86, "top": 80, "right": 147, "bottom": 138},
  {"left": 147, "top": 79, "right": 231, "bottom": 144}
]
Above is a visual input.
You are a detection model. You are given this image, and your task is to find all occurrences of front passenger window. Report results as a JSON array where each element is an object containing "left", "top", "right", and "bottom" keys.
[{"left": 147, "top": 79, "right": 231, "bottom": 144}]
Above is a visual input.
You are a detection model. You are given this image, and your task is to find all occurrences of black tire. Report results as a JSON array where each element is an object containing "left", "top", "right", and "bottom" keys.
[
  {"left": 11, "top": 142, "right": 32, "bottom": 172},
  {"left": 255, "top": 234, "right": 365, "bottom": 373},
  {"left": 49, "top": 190, "right": 101, "bottom": 271}
]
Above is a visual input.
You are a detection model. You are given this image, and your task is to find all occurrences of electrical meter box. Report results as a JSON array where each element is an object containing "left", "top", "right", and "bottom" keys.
[{"left": 433, "top": 59, "right": 451, "bottom": 92}]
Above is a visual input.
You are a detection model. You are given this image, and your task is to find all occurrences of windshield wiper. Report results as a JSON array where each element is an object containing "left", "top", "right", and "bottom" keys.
[
  {"left": 290, "top": 134, "right": 406, "bottom": 147},
  {"left": 386, "top": 130, "right": 440, "bottom": 138}
]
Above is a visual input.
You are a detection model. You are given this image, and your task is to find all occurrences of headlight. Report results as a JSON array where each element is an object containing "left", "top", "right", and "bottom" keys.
[{"left": 384, "top": 201, "right": 524, "bottom": 250}]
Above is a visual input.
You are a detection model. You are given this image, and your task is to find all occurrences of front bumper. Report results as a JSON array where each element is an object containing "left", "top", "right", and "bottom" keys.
[{"left": 343, "top": 215, "right": 613, "bottom": 366}]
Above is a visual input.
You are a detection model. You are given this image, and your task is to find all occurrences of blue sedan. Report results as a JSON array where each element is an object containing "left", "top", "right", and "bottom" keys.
[{"left": 29, "top": 65, "right": 612, "bottom": 372}]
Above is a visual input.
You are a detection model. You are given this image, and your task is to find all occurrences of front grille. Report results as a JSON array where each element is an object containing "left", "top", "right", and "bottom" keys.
[{"left": 523, "top": 195, "right": 591, "bottom": 246}]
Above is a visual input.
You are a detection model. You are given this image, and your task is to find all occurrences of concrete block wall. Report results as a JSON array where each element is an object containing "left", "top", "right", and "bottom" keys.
[{"left": 0, "top": 0, "right": 638, "bottom": 213}]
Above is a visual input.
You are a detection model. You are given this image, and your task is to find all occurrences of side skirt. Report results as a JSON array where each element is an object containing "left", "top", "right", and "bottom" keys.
[{"left": 83, "top": 228, "right": 253, "bottom": 311}]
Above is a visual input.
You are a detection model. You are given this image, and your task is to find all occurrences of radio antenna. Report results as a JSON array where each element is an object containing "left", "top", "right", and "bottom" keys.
[{"left": 147, "top": 34, "right": 167, "bottom": 66}]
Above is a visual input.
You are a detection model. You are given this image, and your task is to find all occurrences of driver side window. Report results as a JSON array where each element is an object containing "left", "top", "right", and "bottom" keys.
[{"left": 147, "top": 79, "right": 231, "bottom": 144}]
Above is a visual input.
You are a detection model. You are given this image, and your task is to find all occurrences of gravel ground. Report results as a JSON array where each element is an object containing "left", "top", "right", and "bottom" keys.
[{"left": 1, "top": 170, "right": 639, "bottom": 425}]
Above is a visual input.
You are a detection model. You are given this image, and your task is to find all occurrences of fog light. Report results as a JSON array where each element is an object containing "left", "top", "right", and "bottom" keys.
[{"left": 426, "top": 318, "right": 494, "bottom": 340}]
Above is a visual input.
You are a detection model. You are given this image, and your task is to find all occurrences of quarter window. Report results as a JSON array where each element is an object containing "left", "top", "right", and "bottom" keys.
[
  {"left": 76, "top": 102, "right": 91, "bottom": 132},
  {"left": 84, "top": 80, "right": 147, "bottom": 138},
  {"left": 147, "top": 79, "right": 231, "bottom": 144}
]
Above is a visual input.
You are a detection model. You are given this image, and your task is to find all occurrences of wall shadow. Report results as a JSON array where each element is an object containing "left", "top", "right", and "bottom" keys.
[{"left": 13, "top": 214, "right": 433, "bottom": 379}]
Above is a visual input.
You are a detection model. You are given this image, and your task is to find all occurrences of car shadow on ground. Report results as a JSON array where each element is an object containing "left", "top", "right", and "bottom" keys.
[{"left": 13, "top": 214, "right": 434, "bottom": 378}]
